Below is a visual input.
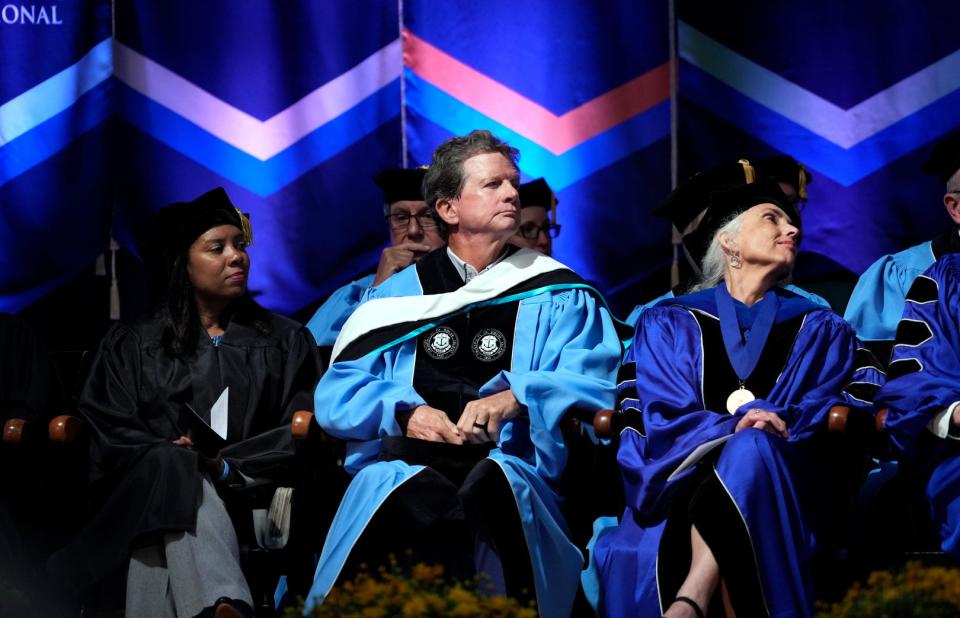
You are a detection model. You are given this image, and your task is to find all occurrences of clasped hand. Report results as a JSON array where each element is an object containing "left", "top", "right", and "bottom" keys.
[
  {"left": 734, "top": 408, "right": 789, "bottom": 438},
  {"left": 404, "top": 390, "right": 521, "bottom": 444}
]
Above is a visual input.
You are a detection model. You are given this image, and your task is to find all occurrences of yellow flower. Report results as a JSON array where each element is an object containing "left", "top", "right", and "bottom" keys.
[
  {"left": 412, "top": 562, "right": 443, "bottom": 582},
  {"left": 448, "top": 604, "right": 480, "bottom": 617},
  {"left": 300, "top": 561, "right": 545, "bottom": 618},
  {"left": 815, "top": 560, "right": 960, "bottom": 617},
  {"left": 447, "top": 585, "right": 478, "bottom": 605},
  {"left": 423, "top": 593, "right": 446, "bottom": 612},
  {"left": 401, "top": 597, "right": 428, "bottom": 617}
]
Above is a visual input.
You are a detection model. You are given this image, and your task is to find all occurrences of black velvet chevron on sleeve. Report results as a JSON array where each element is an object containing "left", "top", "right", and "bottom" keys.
[
  {"left": 616, "top": 361, "right": 638, "bottom": 402},
  {"left": 894, "top": 319, "right": 934, "bottom": 348},
  {"left": 905, "top": 274, "right": 939, "bottom": 304},
  {"left": 888, "top": 357, "right": 923, "bottom": 380}
]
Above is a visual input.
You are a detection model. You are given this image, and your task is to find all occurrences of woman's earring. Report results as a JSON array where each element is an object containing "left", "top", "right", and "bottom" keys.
[{"left": 730, "top": 253, "right": 743, "bottom": 269}]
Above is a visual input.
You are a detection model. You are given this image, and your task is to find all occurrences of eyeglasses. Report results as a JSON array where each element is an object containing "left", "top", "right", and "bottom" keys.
[
  {"left": 517, "top": 222, "right": 561, "bottom": 240},
  {"left": 385, "top": 211, "right": 437, "bottom": 230}
]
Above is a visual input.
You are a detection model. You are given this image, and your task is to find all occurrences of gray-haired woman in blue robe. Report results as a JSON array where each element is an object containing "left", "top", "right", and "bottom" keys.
[{"left": 592, "top": 180, "right": 879, "bottom": 617}]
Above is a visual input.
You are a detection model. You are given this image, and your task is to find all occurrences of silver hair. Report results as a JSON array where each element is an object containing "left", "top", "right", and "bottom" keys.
[
  {"left": 948, "top": 169, "right": 960, "bottom": 193},
  {"left": 690, "top": 212, "right": 744, "bottom": 292}
]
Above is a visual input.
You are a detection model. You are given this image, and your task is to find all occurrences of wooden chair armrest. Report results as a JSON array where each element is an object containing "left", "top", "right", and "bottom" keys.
[
  {"left": 876, "top": 408, "right": 888, "bottom": 432},
  {"left": 3, "top": 418, "right": 28, "bottom": 444},
  {"left": 48, "top": 415, "right": 84, "bottom": 443},
  {"left": 827, "top": 405, "right": 851, "bottom": 433},
  {"left": 593, "top": 409, "right": 615, "bottom": 440},
  {"left": 292, "top": 410, "right": 315, "bottom": 441},
  {"left": 826, "top": 404, "right": 890, "bottom": 436}
]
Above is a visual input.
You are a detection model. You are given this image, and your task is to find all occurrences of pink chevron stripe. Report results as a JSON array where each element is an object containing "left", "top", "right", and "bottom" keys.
[{"left": 404, "top": 29, "right": 670, "bottom": 155}]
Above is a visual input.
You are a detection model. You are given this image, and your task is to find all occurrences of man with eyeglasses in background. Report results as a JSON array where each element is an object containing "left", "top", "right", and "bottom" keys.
[
  {"left": 510, "top": 178, "right": 560, "bottom": 256},
  {"left": 845, "top": 132, "right": 960, "bottom": 361},
  {"left": 306, "top": 168, "right": 445, "bottom": 348}
]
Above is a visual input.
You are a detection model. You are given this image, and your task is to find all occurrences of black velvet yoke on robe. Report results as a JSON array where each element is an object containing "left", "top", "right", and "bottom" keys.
[
  {"left": 413, "top": 249, "right": 519, "bottom": 424},
  {"left": 693, "top": 310, "right": 805, "bottom": 415},
  {"left": 48, "top": 304, "right": 322, "bottom": 590}
]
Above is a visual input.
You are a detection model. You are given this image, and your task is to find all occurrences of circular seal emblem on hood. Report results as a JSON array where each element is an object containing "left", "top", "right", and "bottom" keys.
[
  {"left": 472, "top": 328, "right": 506, "bottom": 362},
  {"left": 423, "top": 326, "right": 458, "bottom": 360}
]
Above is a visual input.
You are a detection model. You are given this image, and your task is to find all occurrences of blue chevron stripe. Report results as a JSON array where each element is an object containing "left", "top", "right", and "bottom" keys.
[
  {"left": 404, "top": 70, "right": 670, "bottom": 191},
  {"left": 116, "top": 79, "right": 401, "bottom": 196},
  {"left": 681, "top": 61, "right": 960, "bottom": 186},
  {"left": 0, "top": 81, "right": 112, "bottom": 187}
]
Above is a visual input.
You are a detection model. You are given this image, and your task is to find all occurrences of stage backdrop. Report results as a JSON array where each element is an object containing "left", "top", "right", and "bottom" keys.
[{"left": 2, "top": 0, "right": 960, "bottom": 322}]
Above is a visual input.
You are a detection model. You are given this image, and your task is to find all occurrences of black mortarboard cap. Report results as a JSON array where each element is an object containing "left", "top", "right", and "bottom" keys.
[
  {"left": 146, "top": 187, "right": 251, "bottom": 276},
  {"left": 683, "top": 178, "right": 799, "bottom": 269},
  {"left": 518, "top": 178, "right": 558, "bottom": 209},
  {"left": 654, "top": 159, "right": 757, "bottom": 233},
  {"left": 372, "top": 168, "right": 428, "bottom": 204},
  {"left": 922, "top": 133, "right": 960, "bottom": 185},
  {"left": 753, "top": 155, "right": 812, "bottom": 201}
]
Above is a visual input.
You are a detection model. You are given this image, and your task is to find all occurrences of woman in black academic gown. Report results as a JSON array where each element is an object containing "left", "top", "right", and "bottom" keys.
[{"left": 49, "top": 188, "right": 322, "bottom": 617}]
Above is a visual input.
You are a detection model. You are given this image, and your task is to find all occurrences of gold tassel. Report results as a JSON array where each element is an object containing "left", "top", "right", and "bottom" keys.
[
  {"left": 798, "top": 164, "right": 808, "bottom": 201},
  {"left": 738, "top": 159, "right": 755, "bottom": 184},
  {"left": 236, "top": 208, "right": 254, "bottom": 245}
]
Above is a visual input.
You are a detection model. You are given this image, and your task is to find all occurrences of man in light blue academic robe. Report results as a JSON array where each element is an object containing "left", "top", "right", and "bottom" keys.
[
  {"left": 844, "top": 134, "right": 960, "bottom": 352},
  {"left": 303, "top": 130, "right": 624, "bottom": 617}
]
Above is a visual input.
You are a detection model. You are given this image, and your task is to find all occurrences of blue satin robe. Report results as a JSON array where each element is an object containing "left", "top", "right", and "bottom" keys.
[
  {"left": 305, "top": 273, "right": 375, "bottom": 347},
  {"left": 303, "top": 262, "right": 622, "bottom": 617},
  {"left": 594, "top": 287, "right": 862, "bottom": 618},
  {"left": 877, "top": 254, "right": 960, "bottom": 558},
  {"left": 624, "top": 284, "right": 831, "bottom": 328}
]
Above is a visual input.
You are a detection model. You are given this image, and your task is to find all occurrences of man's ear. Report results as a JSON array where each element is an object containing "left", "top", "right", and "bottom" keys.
[
  {"left": 435, "top": 197, "right": 459, "bottom": 227},
  {"left": 945, "top": 192, "right": 960, "bottom": 225}
]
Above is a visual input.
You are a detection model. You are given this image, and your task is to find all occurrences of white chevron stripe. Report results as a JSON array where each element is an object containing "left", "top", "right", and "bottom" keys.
[
  {"left": 114, "top": 39, "right": 402, "bottom": 160},
  {"left": 679, "top": 21, "right": 960, "bottom": 149},
  {"left": 0, "top": 38, "right": 112, "bottom": 147}
]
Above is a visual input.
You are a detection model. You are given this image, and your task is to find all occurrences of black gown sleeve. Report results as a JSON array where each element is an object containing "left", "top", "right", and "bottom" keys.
[
  {"left": 220, "top": 324, "right": 322, "bottom": 481},
  {"left": 79, "top": 323, "right": 194, "bottom": 480}
]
